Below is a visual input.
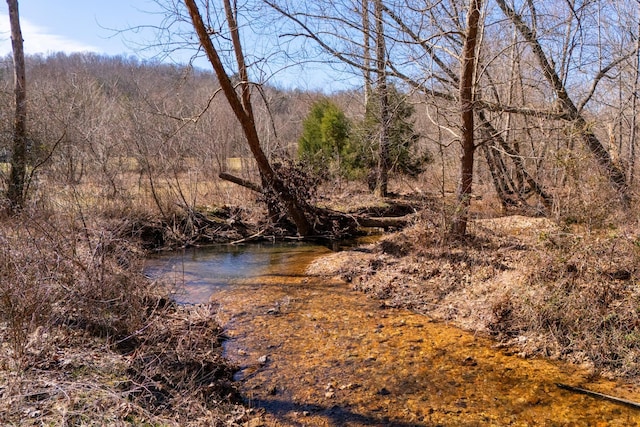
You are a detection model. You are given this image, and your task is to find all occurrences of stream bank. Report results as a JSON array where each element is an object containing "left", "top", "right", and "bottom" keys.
[
  {"left": 313, "top": 214, "right": 640, "bottom": 379},
  {"left": 148, "top": 234, "right": 640, "bottom": 426}
]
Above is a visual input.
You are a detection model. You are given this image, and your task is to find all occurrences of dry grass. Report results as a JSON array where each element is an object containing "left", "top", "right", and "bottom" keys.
[
  {"left": 0, "top": 207, "right": 259, "bottom": 426},
  {"left": 33, "top": 171, "right": 263, "bottom": 249},
  {"left": 309, "top": 195, "right": 640, "bottom": 379},
  {"left": 495, "top": 225, "right": 640, "bottom": 376}
]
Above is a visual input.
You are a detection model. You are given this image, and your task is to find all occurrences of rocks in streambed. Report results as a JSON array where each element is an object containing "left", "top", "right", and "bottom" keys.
[
  {"left": 325, "top": 382, "right": 336, "bottom": 398},
  {"left": 377, "top": 387, "right": 392, "bottom": 396},
  {"left": 462, "top": 356, "right": 477, "bottom": 366},
  {"left": 340, "top": 382, "right": 361, "bottom": 390}
]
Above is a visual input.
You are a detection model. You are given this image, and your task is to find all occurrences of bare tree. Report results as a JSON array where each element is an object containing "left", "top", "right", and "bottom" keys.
[
  {"left": 183, "top": 0, "right": 312, "bottom": 235},
  {"left": 630, "top": 3, "right": 640, "bottom": 185},
  {"left": 362, "top": 0, "right": 372, "bottom": 106},
  {"left": 6, "top": 0, "right": 27, "bottom": 210},
  {"left": 373, "top": 0, "right": 390, "bottom": 197},
  {"left": 450, "top": 0, "right": 482, "bottom": 236}
]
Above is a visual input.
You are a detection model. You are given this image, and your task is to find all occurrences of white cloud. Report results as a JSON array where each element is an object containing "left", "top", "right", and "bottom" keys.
[{"left": 0, "top": 13, "right": 98, "bottom": 56}]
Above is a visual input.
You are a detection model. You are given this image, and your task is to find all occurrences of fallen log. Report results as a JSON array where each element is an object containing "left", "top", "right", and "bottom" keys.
[
  {"left": 556, "top": 383, "right": 640, "bottom": 410},
  {"left": 219, "top": 172, "right": 263, "bottom": 193},
  {"left": 219, "top": 171, "right": 411, "bottom": 233}
]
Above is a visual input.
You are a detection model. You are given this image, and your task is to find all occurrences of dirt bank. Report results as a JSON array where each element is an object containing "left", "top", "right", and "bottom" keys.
[{"left": 307, "top": 214, "right": 640, "bottom": 379}]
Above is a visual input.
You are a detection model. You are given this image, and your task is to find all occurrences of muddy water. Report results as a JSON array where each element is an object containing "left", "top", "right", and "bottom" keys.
[{"left": 147, "top": 243, "right": 640, "bottom": 426}]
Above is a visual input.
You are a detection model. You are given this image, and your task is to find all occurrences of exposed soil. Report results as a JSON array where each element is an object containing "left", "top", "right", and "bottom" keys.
[{"left": 307, "top": 212, "right": 640, "bottom": 379}]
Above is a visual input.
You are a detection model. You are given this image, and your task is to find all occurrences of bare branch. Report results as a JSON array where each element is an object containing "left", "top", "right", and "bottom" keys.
[{"left": 577, "top": 51, "right": 636, "bottom": 114}]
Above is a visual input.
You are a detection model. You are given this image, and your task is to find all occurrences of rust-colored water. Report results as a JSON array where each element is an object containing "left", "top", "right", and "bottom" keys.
[{"left": 148, "top": 243, "right": 640, "bottom": 426}]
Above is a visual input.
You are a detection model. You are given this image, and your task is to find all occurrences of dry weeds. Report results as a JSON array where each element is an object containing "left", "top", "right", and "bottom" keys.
[
  {"left": 0, "top": 210, "right": 260, "bottom": 426},
  {"left": 308, "top": 205, "right": 640, "bottom": 379}
]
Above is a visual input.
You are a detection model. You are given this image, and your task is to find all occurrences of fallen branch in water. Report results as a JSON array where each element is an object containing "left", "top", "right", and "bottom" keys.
[
  {"left": 230, "top": 229, "right": 267, "bottom": 245},
  {"left": 556, "top": 383, "right": 640, "bottom": 410},
  {"left": 220, "top": 171, "right": 412, "bottom": 233}
]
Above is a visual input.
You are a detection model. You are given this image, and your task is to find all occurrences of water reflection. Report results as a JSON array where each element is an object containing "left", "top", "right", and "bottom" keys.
[{"left": 144, "top": 242, "right": 331, "bottom": 303}]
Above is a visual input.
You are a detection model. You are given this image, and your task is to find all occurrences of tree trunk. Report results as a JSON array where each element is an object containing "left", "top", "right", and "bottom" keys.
[
  {"left": 451, "top": 0, "right": 482, "bottom": 236},
  {"left": 6, "top": 0, "right": 27, "bottom": 210},
  {"left": 362, "top": 0, "right": 372, "bottom": 106},
  {"left": 374, "top": 0, "right": 390, "bottom": 198},
  {"left": 495, "top": 0, "right": 630, "bottom": 206},
  {"left": 184, "top": 0, "right": 312, "bottom": 236},
  {"left": 630, "top": 6, "right": 640, "bottom": 186},
  {"left": 505, "top": 27, "right": 526, "bottom": 193}
]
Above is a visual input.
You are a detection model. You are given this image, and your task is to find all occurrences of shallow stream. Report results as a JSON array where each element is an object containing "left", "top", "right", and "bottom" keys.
[{"left": 146, "top": 242, "right": 640, "bottom": 426}]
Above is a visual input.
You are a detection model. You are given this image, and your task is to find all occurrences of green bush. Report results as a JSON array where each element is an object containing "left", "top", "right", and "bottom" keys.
[
  {"left": 298, "top": 99, "right": 351, "bottom": 177},
  {"left": 298, "top": 89, "right": 430, "bottom": 187},
  {"left": 345, "top": 86, "right": 431, "bottom": 185}
]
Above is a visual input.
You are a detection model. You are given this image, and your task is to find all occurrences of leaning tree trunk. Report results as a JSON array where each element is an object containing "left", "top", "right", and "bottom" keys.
[
  {"left": 482, "top": 142, "right": 521, "bottom": 210},
  {"left": 451, "top": 0, "right": 482, "bottom": 236},
  {"left": 496, "top": 0, "right": 630, "bottom": 206},
  {"left": 184, "top": 0, "right": 312, "bottom": 236},
  {"left": 6, "top": 0, "right": 27, "bottom": 210}
]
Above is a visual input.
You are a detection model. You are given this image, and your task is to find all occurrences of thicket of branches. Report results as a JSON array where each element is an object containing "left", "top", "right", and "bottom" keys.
[{"left": 1, "top": 1, "right": 638, "bottom": 234}]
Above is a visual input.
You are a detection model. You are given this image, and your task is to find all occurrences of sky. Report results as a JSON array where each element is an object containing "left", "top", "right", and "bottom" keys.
[
  {"left": 0, "top": 0, "right": 359, "bottom": 92},
  {"left": 0, "top": 1, "right": 163, "bottom": 57}
]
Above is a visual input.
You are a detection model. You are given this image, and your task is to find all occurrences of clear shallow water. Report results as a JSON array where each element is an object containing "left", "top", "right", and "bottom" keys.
[
  {"left": 144, "top": 242, "right": 331, "bottom": 304},
  {"left": 146, "top": 242, "right": 640, "bottom": 426}
]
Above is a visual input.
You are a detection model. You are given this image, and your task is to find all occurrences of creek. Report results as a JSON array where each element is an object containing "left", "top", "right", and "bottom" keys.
[{"left": 145, "top": 242, "right": 640, "bottom": 426}]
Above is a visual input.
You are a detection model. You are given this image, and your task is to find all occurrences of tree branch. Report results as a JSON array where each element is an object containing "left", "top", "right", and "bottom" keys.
[{"left": 577, "top": 51, "right": 635, "bottom": 114}]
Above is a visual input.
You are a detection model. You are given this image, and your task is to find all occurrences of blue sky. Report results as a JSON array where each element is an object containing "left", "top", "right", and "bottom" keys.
[
  {"left": 0, "top": 1, "right": 359, "bottom": 91},
  {"left": 0, "top": 1, "right": 165, "bottom": 57}
]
